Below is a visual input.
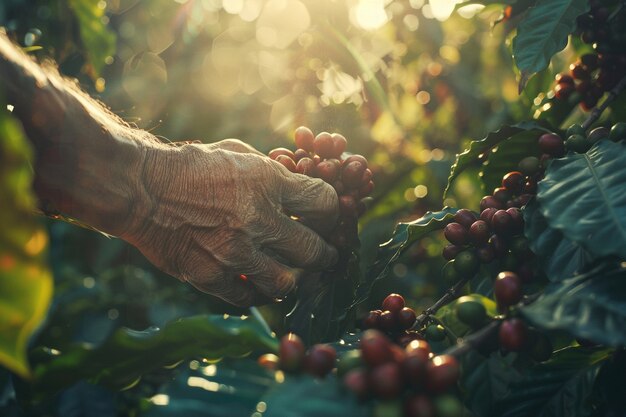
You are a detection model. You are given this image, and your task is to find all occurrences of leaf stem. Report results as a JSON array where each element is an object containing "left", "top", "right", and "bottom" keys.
[
  {"left": 412, "top": 273, "right": 474, "bottom": 330},
  {"left": 444, "top": 320, "right": 501, "bottom": 357},
  {"left": 582, "top": 75, "right": 626, "bottom": 131}
]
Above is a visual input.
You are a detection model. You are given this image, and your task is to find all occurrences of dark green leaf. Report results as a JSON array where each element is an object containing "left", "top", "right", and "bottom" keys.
[
  {"left": 521, "top": 265, "right": 626, "bottom": 346},
  {"left": 261, "top": 374, "right": 369, "bottom": 417},
  {"left": 523, "top": 199, "right": 594, "bottom": 282},
  {"left": 0, "top": 106, "right": 53, "bottom": 378},
  {"left": 68, "top": 0, "right": 116, "bottom": 76},
  {"left": 512, "top": 0, "right": 589, "bottom": 90},
  {"left": 537, "top": 140, "right": 626, "bottom": 260},
  {"left": 32, "top": 314, "right": 277, "bottom": 398},
  {"left": 445, "top": 121, "right": 552, "bottom": 198},
  {"left": 352, "top": 208, "right": 458, "bottom": 308}
]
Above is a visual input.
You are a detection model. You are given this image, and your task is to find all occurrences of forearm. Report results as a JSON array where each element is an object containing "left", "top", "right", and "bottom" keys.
[{"left": 0, "top": 31, "right": 161, "bottom": 236}]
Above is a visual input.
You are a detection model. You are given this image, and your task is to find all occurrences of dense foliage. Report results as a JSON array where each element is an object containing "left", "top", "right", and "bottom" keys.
[{"left": 2, "top": 0, "right": 626, "bottom": 416}]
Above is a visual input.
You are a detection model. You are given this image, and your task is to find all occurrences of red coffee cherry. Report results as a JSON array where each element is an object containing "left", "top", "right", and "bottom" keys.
[
  {"left": 554, "top": 83, "right": 574, "bottom": 100},
  {"left": 331, "top": 133, "right": 347, "bottom": 158},
  {"left": 339, "top": 195, "right": 358, "bottom": 217},
  {"left": 343, "top": 154, "right": 368, "bottom": 168},
  {"left": 294, "top": 126, "right": 315, "bottom": 152},
  {"left": 269, "top": 147, "right": 296, "bottom": 160},
  {"left": 538, "top": 133, "right": 565, "bottom": 158},
  {"left": 296, "top": 157, "right": 316, "bottom": 176},
  {"left": 494, "top": 271, "right": 522, "bottom": 309},
  {"left": 293, "top": 148, "right": 310, "bottom": 161},
  {"left": 342, "top": 160, "right": 367, "bottom": 188},
  {"left": 397, "top": 307, "right": 416, "bottom": 330},
  {"left": 363, "top": 309, "right": 382, "bottom": 329},
  {"left": 499, "top": 319, "right": 528, "bottom": 351},
  {"left": 425, "top": 355, "right": 459, "bottom": 394},
  {"left": 359, "top": 180, "right": 375, "bottom": 198},
  {"left": 506, "top": 207, "right": 524, "bottom": 234},
  {"left": 480, "top": 196, "right": 504, "bottom": 212},
  {"left": 379, "top": 310, "right": 398, "bottom": 332},
  {"left": 501, "top": 171, "right": 525, "bottom": 194},
  {"left": 442, "top": 244, "right": 463, "bottom": 261},
  {"left": 382, "top": 293, "right": 405, "bottom": 313},
  {"left": 313, "top": 132, "right": 335, "bottom": 159},
  {"left": 304, "top": 344, "right": 336, "bottom": 377},
  {"left": 492, "top": 187, "right": 512, "bottom": 203},
  {"left": 476, "top": 245, "right": 495, "bottom": 263},
  {"left": 403, "top": 341, "right": 430, "bottom": 386},
  {"left": 316, "top": 159, "right": 340, "bottom": 183},
  {"left": 275, "top": 154, "right": 297, "bottom": 172},
  {"left": 279, "top": 333, "right": 305, "bottom": 372},
  {"left": 343, "top": 369, "right": 369, "bottom": 399},
  {"left": 555, "top": 73, "right": 575, "bottom": 85},
  {"left": 360, "top": 330, "right": 393, "bottom": 367},
  {"left": 405, "top": 395, "right": 435, "bottom": 417},
  {"left": 491, "top": 210, "right": 514, "bottom": 236},
  {"left": 453, "top": 209, "right": 477, "bottom": 229},
  {"left": 480, "top": 207, "right": 497, "bottom": 225},
  {"left": 361, "top": 168, "right": 373, "bottom": 185},
  {"left": 469, "top": 220, "right": 490, "bottom": 245},
  {"left": 443, "top": 222, "right": 468, "bottom": 245},
  {"left": 370, "top": 362, "right": 403, "bottom": 399},
  {"left": 489, "top": 234, "right": 508, "bottom": 258}
]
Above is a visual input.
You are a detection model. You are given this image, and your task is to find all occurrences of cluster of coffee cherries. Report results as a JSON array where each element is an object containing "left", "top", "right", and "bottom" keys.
[
  {"left": 563, "top": 122, "right": 626, "bottom": 153},
  {"left": 552, "top": 3, "right": 626, "bottom": 110},
  {"left": 362, "top": 294, "right": 423, "bottom": 346},
  {"left": 268, "top": 127, "right": 374, "bottom": 248}
]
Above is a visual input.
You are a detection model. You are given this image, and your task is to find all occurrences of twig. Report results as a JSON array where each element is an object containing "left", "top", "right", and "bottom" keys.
[
  {"left": 581, "top": 75, "right": 626, "bottom": 131},
  {"left": 444, "top": 320, "right": 501, "bottom": 357},
  {"left": 412, "top": 273, "right": 474, "bottom": 330}
]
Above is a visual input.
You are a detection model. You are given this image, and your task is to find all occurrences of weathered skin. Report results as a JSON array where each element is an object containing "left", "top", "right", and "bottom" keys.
[{"left": 0, "top": 31, "right": 339, "bottom": 306}]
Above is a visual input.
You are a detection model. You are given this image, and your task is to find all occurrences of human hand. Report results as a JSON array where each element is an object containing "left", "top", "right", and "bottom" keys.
[{"left": 123, "top": 139, "right": 340, "bottom": 306}]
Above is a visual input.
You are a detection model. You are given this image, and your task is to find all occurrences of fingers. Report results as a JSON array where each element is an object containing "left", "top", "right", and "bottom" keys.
[
  {"left": 259, "top": 214, "right": 338, "bottom": 269},
  {"left": 240, "top": 252, "right": 300, "bottom": 299},
  {"left": 280, "top": 175, "right": 339, "bottom": 235},
  {"left": 205, "top": 138, "right": 265, "bottom": 155}
]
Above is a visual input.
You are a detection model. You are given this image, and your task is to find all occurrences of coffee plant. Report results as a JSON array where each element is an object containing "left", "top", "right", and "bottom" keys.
[{"left": 2, "top": 0, "right": 626, "bottom": 416}]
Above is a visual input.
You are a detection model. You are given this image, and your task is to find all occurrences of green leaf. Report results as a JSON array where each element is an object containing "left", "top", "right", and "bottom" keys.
[
  {"left": 68, "top": 0, "right": 116, "bottom": 77},
  {"left": 0, "top": 107, "right": 53, "bottom": 378},
  {"left": 523, "top": 199, "right": 594, "bottom": 282},
  {"left": 480, "top": 130, "right": 541, "bottom": 193},
  {"left": 461, "top": 347, "right": 611, "bottom": 417},
  {"left": 445, "top": 121, "right": 552, "bottom": 198},
  {"left": 352, "top": 208, "right": 458, "bottom": 308},
  {"left": 261, "top": 374, "right": 369, "bottom": 417},
  {"left": 142, "top": 359, "right": 276, "bottom": 417},
  {"left": 521, "top": 265, "right": 626, "bottom": 346},
  {"left": 512, "top": 0, "right": 590, "bottom": 90},
  {"left": 537, "top": 141, "right": 626, "bottom": 260},
  {"left": 32, "top": 314, "right": 277, "bottom": 398}
]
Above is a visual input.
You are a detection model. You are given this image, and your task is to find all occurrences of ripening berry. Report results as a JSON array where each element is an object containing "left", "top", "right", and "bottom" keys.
[
  {"left": 313, "top": 132, "right": 335, "bottom": 159},
  {"left": 492, "top": 187, "right": 511, "bottom": 203},
  {"left": 469, "top": 220, "right": 490, "bottom": 245},
  {"left": 331, "top": 133, "right": 347, "bottom": 158},
  {"left": 499, "top": 319, "right": 528, "bottom": 351},
  {"left": 476, "top": 245, "right": 495, "bottom": 263},
  {"left": 480, "top": 196, "right": 504, "bottom": 212},
  {"left": 442, "top": 244, "right": 463, "bottom": 261},
  {"left": 453, "top": 209, "right": 476, "bottom": 229},
  {"left": 443, "top": 222, "right": 468, "bottom": 245},
  {"left": 294, "top": 148, "right": 310, "bottom": 161},
  {"left": 453, "top": 250, "right": 480, "bottom": 276},
  {"left": 494, "top": 271, "right": 522, "bottom": 309},
  {"left": 296, "top": 157, "right": 316, "bottom": 176},
  {"left": 360, "top": 330, "right": 393, "bottom": 367},
  {"left": 425, "top": 355, "right": 459, "bottom": 394},
  {"left": 363, "top": 309, "right": 382, "bottom": 329},
  {"left": 316, "top": 159, "right": 340, "bottom": 182},
  {"left": 480, "top": 207, "right": 497, "bottom": 225},
  {"left": 382, "top": 293, "right": 405, "bottom": 313},
  {"left": 538, "top": 133, "right": 565, "bottom": 157},
  {"left": 279, "top": 333, "right": 306, "bottom": 372},
  {"left": 379, "top": 310, "right": 398, "bottom": 332},
  {"left": 343, "top": 369, "right": 369, "bottom": 399},
  {"left": 397, "top": 307, "right": 417, "bottom": 330},
  {"left": 491, "top": 210, "right": 514, "bottom": 236},
  {"left": 370, "top": 362, "right": 403, "bottom": 399},
  {"left": 294, "top": 126, "right": 315, "bottom": 151},
  {"left": 304, "top": 344, "right": 336, "bottom": 377},
  {"left": 342, "top": 160, "right": 367, "bottom": 188},
  {"left": 501, "top": 171, "right": 525, "bottom": 194}
]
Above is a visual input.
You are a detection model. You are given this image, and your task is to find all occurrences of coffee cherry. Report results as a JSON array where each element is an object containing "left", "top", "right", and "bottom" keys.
[
  {"left": 442, "top": 244, "right": 463, "bottom": 261},
  {"left": 491, "top": 210, "right": 513, "bottom": 236},
  {"left": 279, "top": 333, "right": 305, "bottom": 372},
  {"left": 339, "top": 195, "right": 358, "bottom": 217},
  {"left": 554, "top": 82, "right": 574, "bottom": 99},
  {"left": 494, "top": 271, "right": 522, "bottom": 309},
  {"left": 342, "top": 160, "right": 367, "bottom": 189},
  {"left": 454, "top": 250, "right": 480, "bottom": 276},
  {"left": 337, "top": 349, "right": 363, "bottom": 377},
  {"left": 275, "top": 154, "right": 297, "bottom": 172},
  {"left": 379, "top": 310, "right": 398, "bottom": 333},
  {"left": 359, "top": 180, "right": 375, "bottom": 198},
  {"left": 453, "top": 209, "right": 476, "bottom": 229},
  {"left": 360, "top": 330, "right": 393, "bottom": 367},
  {"left": 441, "top": 260, "right": 460, "bottom": 284},
  {"left": 469, "top": 220, "right": 490, "bottom": 245},
  {"left": 570, "top": 62, "right": 590, "bottom": 80},
  {"left": 343, "top": 369, "right": 369, "bottom": 399},
  {"left": 555, "top": 73, "right": 575, "bottom": 85},
  {"left": 403, "top": 341, "right": 430, "bottom": 386},
  {"left": 499, "top": 319, "right": 528, "bottom": 351},
  {"left": 382, "top": 293, "right": 405, "bottom": 313},
  {"left": 363, "top": 309, "right": 382, "bottom": 329},
  {"left": 502, "top": 171, "right": 525, "bottom": 194},
  {"left": 404, "top": 395, "right": 435, "bottom": 417},
  {"left": 455, "top": 297, "right": 488, "bottom": 329},
  {"left": 476, "top": 245, "right": 495, "bottom": 263},
  {"left": 343, "top": 154, "right": 368, "bottom": 167},
  {"left": 313, "top": 132, "right": 335, "bottom": 159},
  {"left": 518, "top": 156, "right": 541, "bottom": 176},
  {"left": 316, "top": 159, "right": 340, "bottom": 182},
  {"left": 331, "top": 133, "right": 347, "bottom": 158},
  {"left": 269, "top": 147, "right": 296, "bottom": 160},
  {"left": 397, "top": 307, "right": 417, "bottom": 330},
  {"left": 443, "top": 222, "right": 468, "bottom": 245},
  {"left": 480, "top": 195, "right": 504, "bottom": 212},
  {"left": 538, "top": 133, "right": 565, "bottom": 158},
  {"left": 258, "top": 353, "right": 280, "bottom": 371},
  {"left": 294, "top": 126, "right": 315, "bottom": 151},
  {"left": 296, "top": 157, "right": 316, "bottom": 175},
  {"left": 425, "top": 355, "right": 459, "bottom": 394},
  {"left": 489, "top": 234, "right": 508, "bottom": 257},
  {"left": 293, "top": 148, "right": 310, "bottom": 161},
  {"left": 370, "top": 362, "right": 402, "bottom": 399},
  {"left": 304, "top": 344, "right": 336, "bottom": 377},
  {"left": 565, "top": 134, "right": 590, "bottom": 153},
  {"left": 588, "top": 126, "right": 610, "bottom": 144},
  {"left": 609, "top": 122, "right": 626, "bottom": 141},
  {"left": 505, "top": 207, "right": 524, "bottom": 233},
  {"left": 425, "top": 324, "right": 446, "bottom": 342},
  {"left": 492, "top": 187, "right": 512, "bottom": 203},
  {"left": 480, "top": 207, "right": 497, "bottom": 225}
]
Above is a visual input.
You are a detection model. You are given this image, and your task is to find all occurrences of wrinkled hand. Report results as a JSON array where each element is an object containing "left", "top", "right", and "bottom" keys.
[{"left": 124, "top": 139, "right": 339, "bottom": 306}]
